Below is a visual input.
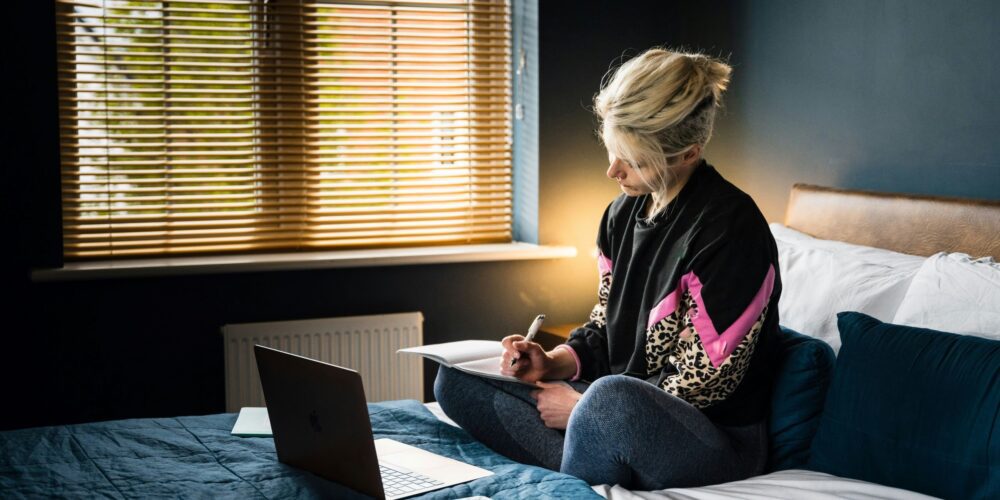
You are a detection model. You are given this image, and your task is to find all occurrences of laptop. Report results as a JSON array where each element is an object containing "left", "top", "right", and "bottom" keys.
[{"left": 254, "top": 345, "right": 492, "bottom": 499}]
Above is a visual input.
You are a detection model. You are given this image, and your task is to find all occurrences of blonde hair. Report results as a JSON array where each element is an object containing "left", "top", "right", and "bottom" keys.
[{"left": 594, "top": 48, "right": 731, "bottom": 211}]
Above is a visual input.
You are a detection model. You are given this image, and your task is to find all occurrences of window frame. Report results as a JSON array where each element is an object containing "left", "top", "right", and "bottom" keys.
[
  {"left": 51, "top": 0, "right": 537, "bottom": 261},
  {"left": 36, "top": 0, "right": 558, "bottom": 279}
]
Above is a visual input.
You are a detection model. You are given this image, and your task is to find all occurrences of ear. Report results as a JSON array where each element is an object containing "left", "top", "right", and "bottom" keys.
[{"left": 682, "top": 144, "right": 702, "bottom": 166}]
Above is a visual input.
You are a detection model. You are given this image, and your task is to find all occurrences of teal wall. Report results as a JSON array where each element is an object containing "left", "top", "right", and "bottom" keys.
[{"left": 712, "top": 0, "right": 1000, "bottom": 220}]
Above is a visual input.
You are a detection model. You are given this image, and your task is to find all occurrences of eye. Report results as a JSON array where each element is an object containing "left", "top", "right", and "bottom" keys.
[{"left": 620, "top": 158, "right": 641, "bottom": 170}]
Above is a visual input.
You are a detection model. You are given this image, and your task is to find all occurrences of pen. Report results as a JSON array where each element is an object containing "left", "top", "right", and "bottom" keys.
[{"left": 510, "top": 314, "right": 546, "bottom": 367}]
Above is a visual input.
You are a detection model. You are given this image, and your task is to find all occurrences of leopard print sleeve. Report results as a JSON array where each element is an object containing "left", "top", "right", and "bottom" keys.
[
  {"left": 645, "top": 264, "right": 777, "bottom": 409},
  {"left": 565, "top": 251, "right": 615, "bottom": 380},
  {"left": 660, "top": 301, "right": 768, "bottom": 409},
  {"left": 644, "top": 291, "right": 688, "bottom": 373},
  {"left": 588, "top": 253, "right": 613, "bottom": 328}
]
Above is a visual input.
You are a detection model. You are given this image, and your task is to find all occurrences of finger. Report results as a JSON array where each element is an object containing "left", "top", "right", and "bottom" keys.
[
  {"left": 516, "top": 342, "right": 538, "bottom": 361},
  {"left": 501, "top": 351, "right": 517, "bottom": 365},
  {"left": 501, "top": 351, "right": 521, "bottom": 368},
  {"left": 539, "top": 415, "right": 556, "bottom": 429},
  {"left": 506, "top": 358, "right": 529, "bottom": 376},
  {"left": 503, "top": 341, "right": 525, "bottom": 360},
  {"left": 512, "top": 339, "right": 538, "bottom": 350},
  {"left": 505, "top": 359, "right": 525, "bottom": 374},
  {"left": 534, "top": 381, "right": 556, "bottom": 388},
  {"left": 517, "top": 341, "right": 546, "bottom": 358},
  {"left": 505, "top": 352, "right": 523, "bottom": 369},
  {"left": 529, "top": 390, "right": 540, "bottom": 400},
  {"left": 500, "top": 359, "right": 514, "bottom": 375},
  {"left": 501, "top": 335, "right": 524, "bottom": 349}
]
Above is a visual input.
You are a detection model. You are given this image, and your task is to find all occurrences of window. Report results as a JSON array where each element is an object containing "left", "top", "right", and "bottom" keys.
[{"left": 55, "top": 0, "right": 512, "bottom": 260}]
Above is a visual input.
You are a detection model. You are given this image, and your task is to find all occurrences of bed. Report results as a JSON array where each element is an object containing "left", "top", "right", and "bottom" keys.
[{"left": 2, "top": 184, "right": 998, "bottom": 499}]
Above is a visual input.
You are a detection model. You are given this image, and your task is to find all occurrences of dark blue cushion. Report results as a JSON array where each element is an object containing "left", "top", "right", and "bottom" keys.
[
  {"left": 765, "top": 326, "right": 836, "bottom": 472},
  {"left": 808, "top": 312, "right": 1000, "bottom": 499}
]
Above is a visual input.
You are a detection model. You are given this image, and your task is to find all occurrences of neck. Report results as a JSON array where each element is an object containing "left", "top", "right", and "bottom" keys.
[{"left": 646, "top": 159, "right": 701, "bottom": 217}]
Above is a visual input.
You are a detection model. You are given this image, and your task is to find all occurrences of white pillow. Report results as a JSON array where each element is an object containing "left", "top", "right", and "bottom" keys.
[
  {"left": 892, "top": 252, "right": 1000, "bottom": 339},
  {"left": 769, "top": 223, "right": 925, "bottom": 269},
  {"left": 769, "top": 223, "right": 924, "bottom": 352}
]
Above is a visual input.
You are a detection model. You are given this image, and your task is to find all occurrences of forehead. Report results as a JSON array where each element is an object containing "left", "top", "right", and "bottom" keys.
[
  {"left": 602, "top": 133, "right": 637, "bottom": 162},
  {"left": 601, "top": 121, "right": 650, "bottom": 158}
]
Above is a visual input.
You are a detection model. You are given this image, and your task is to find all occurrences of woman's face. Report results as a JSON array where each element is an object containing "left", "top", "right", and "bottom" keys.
[{"left": 606, "top": 153, "right": 655, "bottom": 196}]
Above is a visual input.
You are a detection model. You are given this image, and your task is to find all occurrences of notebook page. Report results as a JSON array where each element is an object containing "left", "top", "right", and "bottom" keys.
[{"left": 398, "top": 340, "right": 503, "bottom": 366}]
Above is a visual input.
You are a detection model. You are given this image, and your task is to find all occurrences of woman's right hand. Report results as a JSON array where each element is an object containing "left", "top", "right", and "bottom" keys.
[{"left": 500, "top": 335, "right": 551, "bottom": 382}]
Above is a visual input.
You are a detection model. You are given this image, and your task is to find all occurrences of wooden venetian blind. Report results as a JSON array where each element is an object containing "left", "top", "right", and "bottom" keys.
[{"left": 55, "top": 0, "right": 512, "bottom": 259}]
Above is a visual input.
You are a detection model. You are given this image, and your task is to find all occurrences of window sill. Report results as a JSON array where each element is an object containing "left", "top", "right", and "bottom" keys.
[{"left": 31, "top": 243, "right": 578, "bottom": 282}]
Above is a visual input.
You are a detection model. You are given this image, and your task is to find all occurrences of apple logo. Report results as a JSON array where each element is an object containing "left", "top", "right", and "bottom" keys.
[{"left": 309, "top": 410, "right": 323, "bottom": 433}]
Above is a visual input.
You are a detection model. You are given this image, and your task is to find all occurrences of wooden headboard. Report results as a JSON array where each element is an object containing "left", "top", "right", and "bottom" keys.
[{"left": 784, "top": 184, "right": 1000, "bottom": 259}]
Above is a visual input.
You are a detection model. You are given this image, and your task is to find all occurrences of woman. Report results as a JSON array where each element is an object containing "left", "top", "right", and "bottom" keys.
[{"left": 434, "top": 48, "right": 780, "bottom": 490}]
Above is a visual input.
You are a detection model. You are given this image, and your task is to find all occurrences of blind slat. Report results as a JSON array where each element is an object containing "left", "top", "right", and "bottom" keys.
[
  {"left": 62, "top": 212, "right": 513, "bottom": 229},
  {"left": 60, "top": 190, "right": 507, "bottom": 210},
  {"left": 65, "top": 225, "right": 514, "bottom": 245}
]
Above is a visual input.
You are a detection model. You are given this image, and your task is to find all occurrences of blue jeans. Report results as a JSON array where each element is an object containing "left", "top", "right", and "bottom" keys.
[{"left": 433, "top": 366, "right": 767, "bottom": 490}]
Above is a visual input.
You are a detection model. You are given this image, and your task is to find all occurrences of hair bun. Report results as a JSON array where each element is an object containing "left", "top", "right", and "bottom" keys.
[{"left": 686, "top": 54, "right": 732, "bottom": 105}]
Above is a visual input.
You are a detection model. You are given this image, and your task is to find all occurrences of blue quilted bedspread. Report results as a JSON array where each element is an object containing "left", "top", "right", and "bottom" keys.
[{"left": 0, "top": 400, "right": 599, "bottom": 499}]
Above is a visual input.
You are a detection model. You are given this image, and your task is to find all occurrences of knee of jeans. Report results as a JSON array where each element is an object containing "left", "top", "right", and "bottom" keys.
[
  {"left": 432, "top": 365, "right": 453, "bottom": 404},
  {"left": 570, "top": 375, "right": 640, "bottom": 429}
]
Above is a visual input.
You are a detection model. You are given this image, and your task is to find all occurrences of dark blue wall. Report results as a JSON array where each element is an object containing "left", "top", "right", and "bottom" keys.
[{"left": 711, "top": 0, "right": 1000, "bottom": 219}]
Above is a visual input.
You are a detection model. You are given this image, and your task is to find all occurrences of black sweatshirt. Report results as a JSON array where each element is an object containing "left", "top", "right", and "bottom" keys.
[{"left": 565, "top": 161, "right": 781, "bottom": 426}]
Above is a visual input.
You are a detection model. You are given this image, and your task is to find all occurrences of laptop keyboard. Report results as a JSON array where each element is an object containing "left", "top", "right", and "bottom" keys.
[{"left": 380, "top": 464, "right": 444, "bottom": 497}]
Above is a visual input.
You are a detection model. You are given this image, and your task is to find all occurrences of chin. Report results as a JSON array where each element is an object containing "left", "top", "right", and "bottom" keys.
[{"left": 619, "top": 185, "right": 647, "bottom": 197}]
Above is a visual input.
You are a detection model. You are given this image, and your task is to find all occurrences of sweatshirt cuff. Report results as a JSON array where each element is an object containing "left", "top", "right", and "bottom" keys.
[
  {"left": 565, "top": 335, "right": 596, "bottom": 381},
  {"left": 553, "top": 344, "right": 582, "bottom": 381}
]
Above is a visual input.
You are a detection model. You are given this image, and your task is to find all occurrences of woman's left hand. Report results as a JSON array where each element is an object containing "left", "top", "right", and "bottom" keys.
[{"left": 530, "top": 381, "right": 583, "bottom": 430}]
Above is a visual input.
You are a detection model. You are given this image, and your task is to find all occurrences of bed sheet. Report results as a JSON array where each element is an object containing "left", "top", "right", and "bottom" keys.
[
  {"left": 0, "top": 400, "right": 599, "bottom": 499},
  {"left": 423, "top": 403, "right": 934, "bottom": 500},
  {"left": 592, "top": 469, "right": 937, "bottom": 500}
]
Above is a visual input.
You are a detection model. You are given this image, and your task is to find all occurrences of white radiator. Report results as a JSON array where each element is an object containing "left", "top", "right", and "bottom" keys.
[{"left": 221, "top": 312, "right": 424, "bottom": 412}]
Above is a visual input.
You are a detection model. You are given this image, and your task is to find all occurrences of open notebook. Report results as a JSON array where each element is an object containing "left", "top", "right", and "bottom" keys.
[{"left": 398, "top": 340, "right": 537, "bottom": 386}]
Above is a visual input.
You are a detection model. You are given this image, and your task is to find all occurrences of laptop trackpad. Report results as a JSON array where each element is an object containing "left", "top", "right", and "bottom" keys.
[{"left": 375, "top": 438, "right": 493, "bottom": 485}]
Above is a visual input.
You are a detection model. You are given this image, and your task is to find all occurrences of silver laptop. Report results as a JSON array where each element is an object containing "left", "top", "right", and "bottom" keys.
[{"left": 254, "top": 345, "right": 492, "bottom": 499}]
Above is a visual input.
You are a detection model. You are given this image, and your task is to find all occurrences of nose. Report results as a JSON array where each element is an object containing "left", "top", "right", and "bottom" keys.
[{"left": 607, "top": 158, "right": 627, "bottom": 181}]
